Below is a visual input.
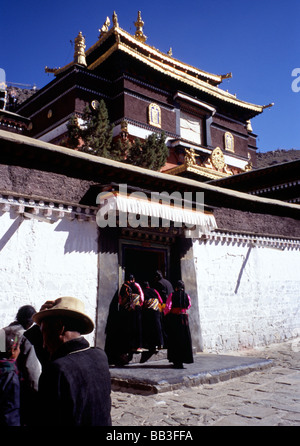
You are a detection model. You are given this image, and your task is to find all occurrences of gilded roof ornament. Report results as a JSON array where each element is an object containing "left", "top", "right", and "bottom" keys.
[
  {"left": 185, "top": 148, "right": 197, "bottom": 167},
  {"left": 221, "top": 72, "right": 232, "bottom": 80},
  {"left": 99, "top": 16, "right": 111, "bottom": 38},
  {"left": 74, "top": 31, "right": 87, "bottom": 67},
  {"left": 246, "top": 120, "right": 253, "bottom": 133},
  {"left": 244, "top": 161, "right": 253, "bottom": 171},
  {"left": 134, "top": 11, "right": 147, "bottom": 43},
  {"left": 112, "top": 11, "right": 119, "bottom": 28},
  {"left": 45, "top": 66, "right": 59, "bottom": 73},
  {"left": 167, "top": 47, "right": 173, "bottom": 57}
]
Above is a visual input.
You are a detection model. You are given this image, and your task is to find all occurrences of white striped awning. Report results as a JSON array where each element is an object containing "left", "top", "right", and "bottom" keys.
[{"left": 97, "top": 192, "right": 217, "bottom": 236}]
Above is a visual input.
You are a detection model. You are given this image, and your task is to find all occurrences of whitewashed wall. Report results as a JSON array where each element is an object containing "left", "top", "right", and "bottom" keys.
[
  {"left": 193, "top": 237, "right": 300, "bottom": 352},
  {"left": 1, "top": 206, "right": 300, "bottom": 353},
  {"left": 0, "top": 210, "right": 99, "bottom": 345}
]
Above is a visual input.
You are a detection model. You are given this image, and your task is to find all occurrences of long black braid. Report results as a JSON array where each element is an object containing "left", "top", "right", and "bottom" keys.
[{"left": 172, "top": 280, "right": 189, "bottom": 308}]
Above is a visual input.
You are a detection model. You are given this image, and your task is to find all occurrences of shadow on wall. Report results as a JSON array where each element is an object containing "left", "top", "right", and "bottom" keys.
[
  {"left": 54, "top": 218, "right": 98, "bottom": 254},
  {"left": 0, "top": 215, "right": 23, "bottom": 252},
  {"left": 234, "top": 245, "right": 252, "bottom": 294}
]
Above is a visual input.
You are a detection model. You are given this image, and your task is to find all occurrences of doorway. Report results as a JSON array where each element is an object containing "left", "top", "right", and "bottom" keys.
[{"left": 121, "top": 242, "right": 169, "bottom": 285}]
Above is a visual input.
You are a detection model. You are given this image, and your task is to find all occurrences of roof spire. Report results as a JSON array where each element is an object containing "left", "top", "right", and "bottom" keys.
[
  {"left": 134, "top": 11, "right": 147, "bottom": 43},
  {"left": 74, "top": 31, "right": 87, "bottom": 66}
]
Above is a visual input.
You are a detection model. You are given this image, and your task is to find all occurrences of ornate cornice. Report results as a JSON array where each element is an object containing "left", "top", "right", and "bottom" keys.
[
  {"left": 0, "top": 192, "right": 97, "bottom": 223},
  {"left": 202, "top": 230, "right": 300, "bottom": 250}
]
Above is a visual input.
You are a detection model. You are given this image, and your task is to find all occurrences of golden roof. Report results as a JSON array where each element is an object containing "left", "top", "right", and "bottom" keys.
[{"left": 51, "top": 11, "right": 271, "bottom": 115}]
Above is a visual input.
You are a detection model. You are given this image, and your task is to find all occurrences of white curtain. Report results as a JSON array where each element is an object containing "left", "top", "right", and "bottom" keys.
[{"left": 180, "top": 112, "right": 202, "bottom": 144}]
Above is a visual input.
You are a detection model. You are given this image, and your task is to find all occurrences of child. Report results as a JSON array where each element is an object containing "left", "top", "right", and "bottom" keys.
[{"left": 0, "top": 327, "right": 21, "bottom": 426}]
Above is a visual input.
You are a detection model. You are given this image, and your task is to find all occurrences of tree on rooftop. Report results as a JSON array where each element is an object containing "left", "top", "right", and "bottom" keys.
[
  {"left": 66, "top": 100, "right": 169, "bottom": 170},
  {"left": 126, "top": 132, "right": 168, "bottom": 171},
  {"left": 81, "top": 100, "right": 113, "bottom": 157},
  {"left": 67, "top": 99, "right": 113, "bottom": 157}
]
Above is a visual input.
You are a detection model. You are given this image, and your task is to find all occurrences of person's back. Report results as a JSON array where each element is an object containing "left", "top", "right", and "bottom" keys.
[
  {"left": 0, "top": 327, "right": 21, "bottom": 426},
  {"left": 38, "top": 337, "right": 111, "bottom": 426},
  {"left": 0, "top": 360, "right": 20, "bottom": 426},
  {"left": 34, "top": 296, "right": 112, "bottom": 426},
  {"left": 153, "top": 271, "right": 173, "bottom": 303}
]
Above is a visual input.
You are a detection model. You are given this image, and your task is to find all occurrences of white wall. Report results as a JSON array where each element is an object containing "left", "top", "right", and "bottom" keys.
[
  {"left": 0, "top": 210, "right": 99, "bottom": 344},
  {"left": 1, "top": 206, "right": 299, "bottom": 353},
  {"left": 193, "top": 237, "right": 300, "bottom": 352}
]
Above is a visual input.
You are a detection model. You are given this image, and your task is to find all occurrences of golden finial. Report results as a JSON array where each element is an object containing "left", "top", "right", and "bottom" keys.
[
  {"left": 134, "top": 11, "right": 147, "bottom": 43},
  {"left": 99, "top": 16, "right": 111, "bottom": 38},
  {"left": 112, "top": 11, "right": 119, "bottom": 28},
  {"left": 74, "top": 31, "right": 87, "bottom": 66},
  {"left": 167, "top": 47, "right": 173, "bottom": 57}
]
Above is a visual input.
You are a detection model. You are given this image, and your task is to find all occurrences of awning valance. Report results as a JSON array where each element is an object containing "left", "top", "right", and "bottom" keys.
[{"left": 97, "top": 192, "right": 217, "bottom": 236}]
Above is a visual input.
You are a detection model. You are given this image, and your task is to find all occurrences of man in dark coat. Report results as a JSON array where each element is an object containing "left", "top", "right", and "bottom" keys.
[
  {"left": 33, "top": 296, "right": 111, "bottom": 426},
  {"left": 153, "top": 270, "right": 173, "bottom": 303},
  {"left": 153, "top": 271, "right": 174, "bottom": 348}
]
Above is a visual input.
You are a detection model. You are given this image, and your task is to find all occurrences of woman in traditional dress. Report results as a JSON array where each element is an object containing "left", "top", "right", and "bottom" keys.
[
  {"left": 118, "top": 274, "right": 144, "bottom": 357},
  {"left": 164, "top": 280, "right": 194, "bottom": 368},
  {"left": 140, "top": 282, "right": 164, "bottom": 363}
]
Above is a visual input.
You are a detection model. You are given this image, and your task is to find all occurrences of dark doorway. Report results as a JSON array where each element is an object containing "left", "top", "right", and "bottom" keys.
[{"left": 122, "top": 244, "right": 168, "bottom": 285}]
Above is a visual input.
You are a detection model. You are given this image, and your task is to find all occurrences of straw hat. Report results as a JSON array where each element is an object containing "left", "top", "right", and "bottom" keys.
[{"left": 33, "top": 296, "right": 94, "bottom": 335}]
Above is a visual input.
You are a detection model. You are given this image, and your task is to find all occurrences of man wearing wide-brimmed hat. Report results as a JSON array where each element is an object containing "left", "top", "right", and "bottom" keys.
[{"left": 33, "top": 296, "right": 111, "bottom": 426}]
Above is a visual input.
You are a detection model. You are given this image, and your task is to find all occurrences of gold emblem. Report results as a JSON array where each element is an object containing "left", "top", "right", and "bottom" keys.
[{"left": 211, "top": 147, "right": 225, "bottom": 171}]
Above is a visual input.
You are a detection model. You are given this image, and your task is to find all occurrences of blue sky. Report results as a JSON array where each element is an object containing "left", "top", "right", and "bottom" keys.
[{"left": 2, "top": 0, "right": 299, "bottom": 152}]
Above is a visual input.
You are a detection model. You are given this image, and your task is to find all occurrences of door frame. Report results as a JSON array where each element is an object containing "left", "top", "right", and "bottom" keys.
[{"left": 118, "top": 238, "right": 171, "bottom": 288}]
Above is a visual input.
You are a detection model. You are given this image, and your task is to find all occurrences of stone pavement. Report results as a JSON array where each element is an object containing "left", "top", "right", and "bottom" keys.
[
  {"left": 110, "top": 337, "right": 300, "bottom": 426},
  {"left": 110, "top": 352, "right": 272, "bottom": 394}
]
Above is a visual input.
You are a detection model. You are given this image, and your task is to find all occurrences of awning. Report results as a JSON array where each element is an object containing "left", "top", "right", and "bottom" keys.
[{"left": 97, "top": 192, "right": 217, "bottom": 237}]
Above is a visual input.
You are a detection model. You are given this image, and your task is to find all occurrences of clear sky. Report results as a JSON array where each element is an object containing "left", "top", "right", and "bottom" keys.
[{"left": 2, "top": 0, "right": 299, "bottom": 152}]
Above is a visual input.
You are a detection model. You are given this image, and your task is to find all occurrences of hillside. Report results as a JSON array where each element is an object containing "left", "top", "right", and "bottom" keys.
[
  {"left": 256, "top": 149, "right": 300, "bottom": 168},
  {"left": 6, "top": 86, "right": 38, "bottom": 111}
]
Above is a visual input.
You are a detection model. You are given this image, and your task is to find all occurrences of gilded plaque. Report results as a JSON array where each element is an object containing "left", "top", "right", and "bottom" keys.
[{"left": 148, "top": 103, "right": 161, "bottom": 128}]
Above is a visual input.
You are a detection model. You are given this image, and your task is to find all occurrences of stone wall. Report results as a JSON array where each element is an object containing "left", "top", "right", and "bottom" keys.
[
  {"left": 0, "top": 209, "right": 99, "bottom": 344},
  {"left": 193, "top": 235, "right": 300, "bottom": 352}
]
